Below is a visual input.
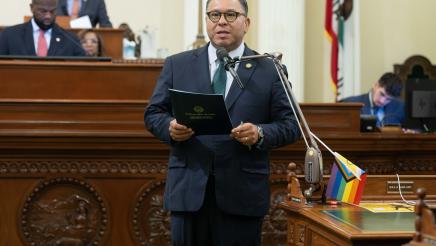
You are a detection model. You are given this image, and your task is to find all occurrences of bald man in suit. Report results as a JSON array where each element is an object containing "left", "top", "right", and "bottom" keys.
[
  {"left": 0, "top": 0, "right": 85, "bottom": 56},
  {"left": 56, "top": 0, "right": 112, "bottom": 27}
]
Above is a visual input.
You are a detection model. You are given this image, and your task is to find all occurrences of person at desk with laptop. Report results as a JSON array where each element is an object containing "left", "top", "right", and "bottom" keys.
[
  {"left": 341, "top": 72, "right": 404, "bottom": 128},
  {"left": 0, "top": 0, "right": 86, "bottom": 57}
]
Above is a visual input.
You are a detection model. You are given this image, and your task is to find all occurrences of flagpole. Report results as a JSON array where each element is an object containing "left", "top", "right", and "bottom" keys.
[
  {"left": 310, "top": 131, "right": 361, "bottom": 180},
  {"left": 309, "top": 132, "right": 334, "bottom": 155}
]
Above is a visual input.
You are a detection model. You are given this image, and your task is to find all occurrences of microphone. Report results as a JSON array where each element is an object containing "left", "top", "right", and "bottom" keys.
[
  {"left": 303, "top": 147, "right": 323, "bottom": 199},
  {"left": 216, "top": 47, "right": 244, "bottom": 89}
]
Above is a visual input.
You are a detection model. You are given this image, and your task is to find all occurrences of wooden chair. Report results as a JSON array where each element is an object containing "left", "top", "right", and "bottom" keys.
[
  {"left": 394, "top": 55, "right": 436, "bottom": 99},
  {"left": 406, "top": 188, "right": 436, "bottom": 245}
]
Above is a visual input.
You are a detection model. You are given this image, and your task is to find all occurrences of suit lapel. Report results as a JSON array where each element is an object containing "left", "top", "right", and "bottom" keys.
[
  {"left": 191, "top": 45, "right": 214, "bottom": 94},
  {"left": 225, "top": 46, "right": 256, "bottom": 110},
  {"left": 24, "top": 22, "right": 36, "bottom": 55},
  {"left": 79, "top": 0, "right": 89, "bottom": 16},
  {"left": 60, "top": 0, "right": 68, "bottom": 15},
  {"left": 48, "top": 25, "right": 62, "bottom": 56}
]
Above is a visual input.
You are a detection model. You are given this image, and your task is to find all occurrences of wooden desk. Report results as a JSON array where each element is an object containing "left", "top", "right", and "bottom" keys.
[
  {"left": 0, "top": 60, "right": 436, "bottom": 245},
  {"left": 0, "top": 59, "right": 162, "bottom": 101},
  {"left": 279, "top": 202, "right": 414, "bottom": 246}
]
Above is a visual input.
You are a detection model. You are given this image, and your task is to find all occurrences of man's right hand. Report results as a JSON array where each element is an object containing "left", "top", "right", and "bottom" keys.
[{"left": 169, "top": 119, "right": 194, "bottom": 142}]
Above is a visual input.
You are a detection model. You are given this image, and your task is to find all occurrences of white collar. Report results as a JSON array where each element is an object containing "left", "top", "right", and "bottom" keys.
[{"left": 208, "top": 42, "right": 245, "bottom": 66}]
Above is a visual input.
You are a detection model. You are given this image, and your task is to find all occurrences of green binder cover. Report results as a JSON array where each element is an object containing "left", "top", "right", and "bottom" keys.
[{"left": 169, "top": 89, "right": 234, "bottom": 135}]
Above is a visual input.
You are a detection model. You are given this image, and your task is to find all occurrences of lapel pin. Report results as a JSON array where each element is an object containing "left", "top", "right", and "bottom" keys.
[
  {"left": 56, "top": 37, "right": 61, "bottom": 42},
  {"left": 245, "top": 63, "right": 252, "bottom": 69}
]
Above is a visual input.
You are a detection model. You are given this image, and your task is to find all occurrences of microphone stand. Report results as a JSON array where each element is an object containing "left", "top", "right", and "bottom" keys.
[
  {"left": 233, "top": 54, "right": 325, "bottom": 202},
  {"left": 224, "top": 62, "right": 244, "bottom": 89}
]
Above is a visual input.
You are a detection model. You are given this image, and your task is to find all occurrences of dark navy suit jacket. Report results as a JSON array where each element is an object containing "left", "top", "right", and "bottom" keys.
[
  {"left": 144, "top": 44, "right": 300, "bottom": 217},
  {"left": 57, "top": 0, "right": 113, "bottom": 27},
  {"left": 341, "top": 93, "right": 405, "bottom": 125},
  {"left": 0, "top": 21, "right": 85, "bottom": 56}
]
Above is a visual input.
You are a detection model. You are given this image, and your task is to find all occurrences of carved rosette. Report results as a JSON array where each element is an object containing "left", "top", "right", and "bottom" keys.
[
  {"left": 262, "top": 178, "right": 288, "bottom": 246},
  {"left": 20, "top": 177, "right": 108, "bottom": 246},
  {"left": 0, "top": 160, "right": 167, "bottom": 175},
  {"left": 131, "top": 180, "right": 170, "bottom": 246}
]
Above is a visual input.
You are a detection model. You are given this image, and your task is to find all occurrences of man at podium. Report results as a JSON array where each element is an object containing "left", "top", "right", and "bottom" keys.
[{"left": 0, "top": 0, "right": 85, "bottom": 57}]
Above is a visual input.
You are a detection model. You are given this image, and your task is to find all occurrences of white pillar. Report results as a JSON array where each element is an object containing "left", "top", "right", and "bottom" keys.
[
  {"left": 257, "top": 0, "right": 305, "bottom": 102},
  {"left": 183, "top": 0, "right": 208, "bottom": 51}
]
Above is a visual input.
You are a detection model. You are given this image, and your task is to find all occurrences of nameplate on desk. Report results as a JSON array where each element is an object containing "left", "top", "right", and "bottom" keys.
[
  {"left": 386, "top": 181, "right": 414, "bottom": 194},
  {"left": 290, "top": 196, "right": 302, "bottom": 203}
]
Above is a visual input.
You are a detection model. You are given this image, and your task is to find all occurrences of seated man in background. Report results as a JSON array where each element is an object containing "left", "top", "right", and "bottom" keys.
[
  {"left": 0, "top": 0, "right": 85, "bottom": 57},
  {"left": 78, "top": 29, "right": 104, "bottom": 56},
  {"left": 341, "top": 72, "right": 404, "bottom": 127},
  {"left": 56, "top": 0, "right": 112, "bottom": 27}
]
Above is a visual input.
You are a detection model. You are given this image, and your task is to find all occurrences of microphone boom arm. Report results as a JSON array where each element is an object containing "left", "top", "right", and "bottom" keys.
[
  {"left": 270, "top": 56, "right": 324, "bottom": 201},
  {"left": 231, "top": 52, "right": 324, "bottom": 201}
]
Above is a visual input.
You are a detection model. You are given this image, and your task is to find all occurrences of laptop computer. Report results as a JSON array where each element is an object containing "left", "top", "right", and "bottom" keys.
[{"left": 360, "top": 114, "right": 377, "bottom": 132}]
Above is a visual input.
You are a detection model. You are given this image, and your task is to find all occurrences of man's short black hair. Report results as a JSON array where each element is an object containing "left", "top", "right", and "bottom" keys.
[
  {"left": 206, "top": 0, "right": 248, "bottom": 15},
  {"left": 378, "top": 72, "right": 403, "bottom": 97}
]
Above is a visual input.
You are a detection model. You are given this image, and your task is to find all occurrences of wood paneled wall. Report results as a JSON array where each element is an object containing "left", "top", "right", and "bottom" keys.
[{"left": 0, "top": 60, "right": 435, "bottom": 245}]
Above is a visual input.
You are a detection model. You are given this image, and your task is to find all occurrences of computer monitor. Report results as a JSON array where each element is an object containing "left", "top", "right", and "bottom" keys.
[{"left": 403, "top": 79, "right": 436, "bottom": 132}]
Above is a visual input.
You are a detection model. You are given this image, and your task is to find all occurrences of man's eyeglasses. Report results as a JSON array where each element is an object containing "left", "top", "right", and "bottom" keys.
[{"left": 206, "top": 11, "right": 246, "bottom": 23}]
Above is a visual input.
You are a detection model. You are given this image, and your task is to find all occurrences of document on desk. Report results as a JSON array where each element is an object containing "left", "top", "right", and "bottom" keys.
[
  {"left": 169, "top": 89, "right": 233, "bottom": 135},
  {"left": 359, "top": 202, "right": 414, "bottom": 213}
]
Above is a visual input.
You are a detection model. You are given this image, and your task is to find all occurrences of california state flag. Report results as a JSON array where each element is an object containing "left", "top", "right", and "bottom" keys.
[{"left": 325, "top": 0, "right": 357, "bottom": 101}]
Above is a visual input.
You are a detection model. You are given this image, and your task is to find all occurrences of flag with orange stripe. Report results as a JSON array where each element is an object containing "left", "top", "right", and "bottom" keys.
[{"left": 326, "top": 153, "right": 366, "bottom": 205}]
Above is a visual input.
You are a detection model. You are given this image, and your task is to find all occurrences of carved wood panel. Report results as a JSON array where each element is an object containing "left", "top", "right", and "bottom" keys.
[
  {"left": 131, "top": 180, "right": 171, "bottom": 246},
  {"left": 20, "top": 177, "right": 108, "bottom": 245}
]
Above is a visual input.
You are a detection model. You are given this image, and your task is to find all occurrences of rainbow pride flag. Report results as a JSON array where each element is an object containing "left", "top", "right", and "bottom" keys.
[{"left": 326, "top": 153, "right": 367, "bottom": 205}]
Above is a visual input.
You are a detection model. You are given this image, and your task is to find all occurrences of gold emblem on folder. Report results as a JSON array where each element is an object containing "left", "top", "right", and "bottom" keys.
[{"left": 193, "top": 106, "right": 204, "bottom": 113}]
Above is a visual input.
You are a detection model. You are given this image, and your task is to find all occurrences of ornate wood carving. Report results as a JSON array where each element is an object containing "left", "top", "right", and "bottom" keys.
[
  {"left": 286, "top": 163, "right": 306, "bottom": 207},
  {"left": 262, "top": 179, "right": 288, "bottom": 246},
  {"left": 407, "top": 188, "right": 436, "bottom": 245},
  {"left": 394, "top": 55, "right": 436, "bottom": 99},
  {"left": 274, "top": 159, "right": 436, "bottom": 177},
  {"left": 0, "top": 160, "right": 167, "bottom": 176},
  {"left": 20, "top": 177, "right": 108, "bottom": 245},
  {"left": 394, "top": 55, "right": 436, "bottom": 83},
  {"left": 131, "top": 180, "right": 171, "bottom": 246},
  {"left": 298, "top": 223, "right": 306, "bottom": 244}
]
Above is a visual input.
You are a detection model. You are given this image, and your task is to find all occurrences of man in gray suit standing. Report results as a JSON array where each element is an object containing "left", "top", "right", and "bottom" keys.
[{"left": 56, "top": 0, "right": 112, "bottom": 27}]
